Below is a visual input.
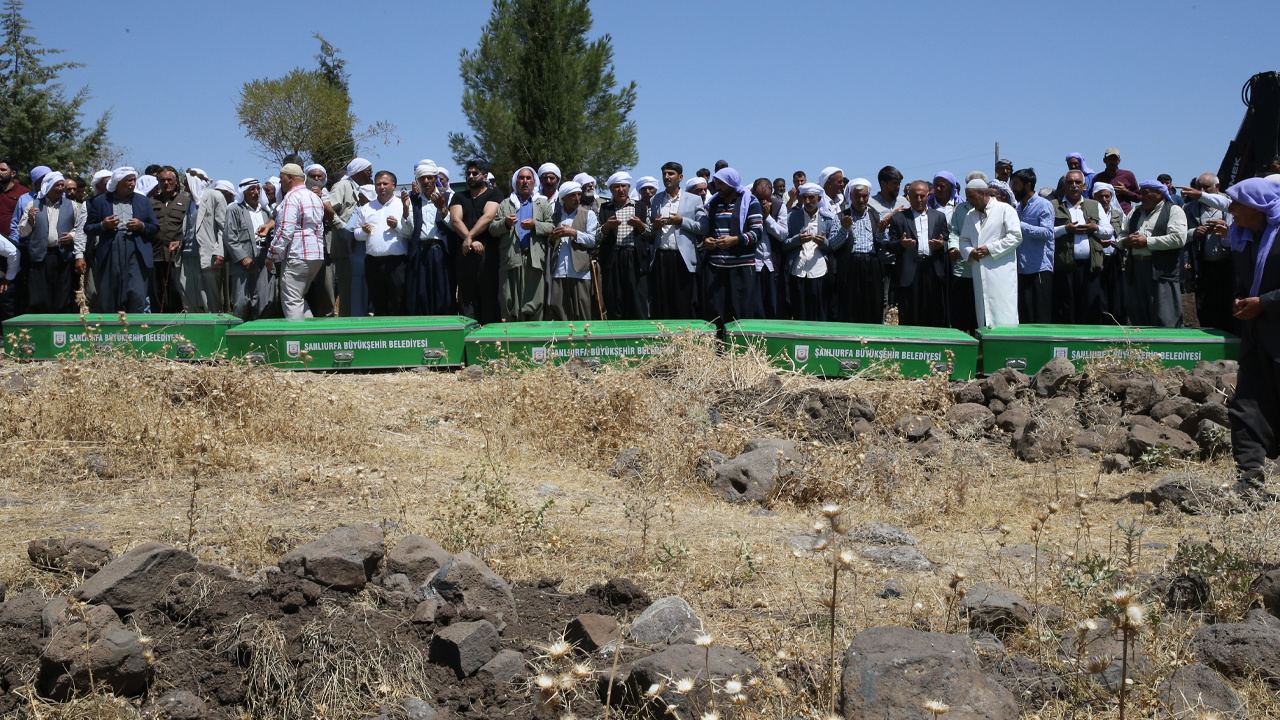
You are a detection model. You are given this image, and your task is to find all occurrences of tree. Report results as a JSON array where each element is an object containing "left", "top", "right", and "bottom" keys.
[
  {"left": 236, "top": 37, "right": 395, "bottom": 172},
  {"left": 448, "top": 0, "right": 638, "bottom": 183},
  {"left": 0, "top": 0, "right": 112, "bottom": 180}
]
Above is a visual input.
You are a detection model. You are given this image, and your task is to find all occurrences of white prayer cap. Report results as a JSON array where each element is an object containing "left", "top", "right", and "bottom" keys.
[
  {"left": 606, "top": 171, "right": 632, "bottom": 187},
  {"left": 486, "top": 172, "right": 495, "bottom": 183},
  {"left": 37, "top": 171, "right": 64, "bottom": 199},
  {"left": 817, "top": 166, "right": 843, "bottom": 187},
  {"left": 556, "top": 180, "right": 582, "bottom": 201},
  {"left": 135, "top": 175, "right": 158, "bottom": 197},
  {"left": 213, "top": 180, "right": 235, "bottom": 195},
  {"left": 305, "top": 163, "right": 328, "bottom": 182},
  {"left": 92, "top": 169, "right": 112, "bottom": 185},
  {"left": 1091, "top": 181, "right": 1115, "bottom": 195},
  {"left": 636, "top": 176, "right": 659, "bottom": 191},
  {"left": 29, "top": 166, "right": 51, "bottom": 184},
  {"left": 415, "top": 159, "right": 440, "bottom": 179},
  {"left": 685, "top": 177, "right": 706, "bottom": 190},
  {"left": 359, "top": 184, "right": 376, "bottom": 202},
  {"left": 797, "top": 182, "right": 824, "bottom": 197},
  {"left": 239, "top": 177, "right": 260, "bottom": 189},
  {"left": 537, "top": 163, "right": 561, "bottom": 180},
  {"left": 346, "top": 158, "right": 372, "bottom": 177},
  {"left": 573, "top": 172, "right": 595, "bottom": 186},
  {"left": 106, "top": 167, "right": 137, "bottom": 192},
  {"left": 848, "top": 177, "right": 872, "bottom": 190},
  {"left": 964, "top": 171, "right": 988, "bottom": 184},
  {"left": 965, "top": 178, "right": 989, "bottom": 191},
  {"left": 437, "top": 167, "right": 451, "bottom": 180}
]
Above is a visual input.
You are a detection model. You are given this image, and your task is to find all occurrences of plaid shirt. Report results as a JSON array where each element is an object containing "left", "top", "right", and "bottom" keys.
[{"left": 268, "top": 185, "right": 325, "bottom": 262}]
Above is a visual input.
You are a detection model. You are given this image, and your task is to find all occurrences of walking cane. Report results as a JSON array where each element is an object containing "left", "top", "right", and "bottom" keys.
[{"left": 591, "top": 259, "right": 607, "bottom": 320}]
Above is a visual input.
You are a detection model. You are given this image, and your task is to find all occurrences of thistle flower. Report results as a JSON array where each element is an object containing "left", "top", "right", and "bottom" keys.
[
  {"left": 813, "top": 521, "right": 826, "bottom": 533},
  {"left": 694, "top": 633, "right": 714, "bottom": 647},
  {"left": 571, "top": 663, "right": 593, "bottom": 679},
  {"left": 1048, "top": 501, "right": 1061, "bottom": 514},
  {"left": 557, "top": 673, "right": 575, "bottom": 692},
  {"left": 535, "top": 674, "right": 556, "bottom": 691},
  {"left": 545, "top": 640, "right": 572, "bottom": 659},
  {"left": 644, "top": 682, "right": 664, "bottom": 698},
  {"left": 923, "top": 700, "right": 951, "bottom": 715},
  {"left": 1110, "top": 588, "right": 1135, "bottom": 605},
  {"left": 723, "top": 679, "right": 743, "bottom": 695},
  {"left": 838, "top": 549, "right": 857, "bottom": 568},
  {"left": 732, "top": 693, "right": 748, "bottom": 705},
  {"left": 821, "top": 503, "right": 843, "bottom": 518},
  {"left": 1030, "top": 520, "right": 1042, "bottom": 532},
  {"left": 701, "top": 712, "right": 721, "bottom": 720},
  {"left": 1085, "top": 655, "right": 1113, "bottom": 674},
  {"left": 675, "top": 678, "right": 695, "bottom": 694},
  {"left": 999, "top": 525, "right": 1012, "bottom": 534},
  {"left": 746, "top": 676, "right": 762, "bottom": 688},
  {"left": 1125, "top": 602, "right": 1146, "bottom": 629}
]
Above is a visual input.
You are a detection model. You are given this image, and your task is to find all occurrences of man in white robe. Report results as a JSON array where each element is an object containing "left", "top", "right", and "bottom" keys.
[{"left": 959, "top": 178, "right": 1022, "bottom": 326}]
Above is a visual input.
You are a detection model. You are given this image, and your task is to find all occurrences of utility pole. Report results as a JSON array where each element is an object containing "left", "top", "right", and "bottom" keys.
[{"left": 994, "top": 141, "right": 1000, "bottom": 167}]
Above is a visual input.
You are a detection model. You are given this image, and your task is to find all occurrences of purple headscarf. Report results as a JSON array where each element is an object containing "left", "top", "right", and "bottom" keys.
[
  {"left": 1065, "top": 153, "right": 1095, "bottom": 176},
  {"left": 709, "top": 167, "right": 751, "bottom": 230},
  {"left": 1225, "top": 177, "right": 1280, "bottom": 297},
  {"left": 1137, "top": 180, "right": 1174, "bottom": 206},
  {"left": 987, "top": 179, "right": 1016, "bottom": 206},
  {"left": 929, "top": 171, "right": 959, "bottom": 209}
]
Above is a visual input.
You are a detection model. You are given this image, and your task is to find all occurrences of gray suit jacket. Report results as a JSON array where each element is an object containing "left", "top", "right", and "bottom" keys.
[
  {"left": 224, "top": 202, "right": 271, "bottom": 265},
  {"left": 647, "top": 189, "right": 708, "bottom": 272}
]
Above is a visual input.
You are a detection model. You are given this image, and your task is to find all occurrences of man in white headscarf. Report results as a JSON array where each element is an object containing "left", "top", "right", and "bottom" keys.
[
  {"left": 597, "top": 171, "right": 653, "bottom": 319},
  {"left": 685, "top": 177, "right": 708, "bottom": 204},
  {"left": 329, "top": 158, "right": 373, "bottom": 316},
  {"left": 85, "top": 167, "right": 160, "bottom": 312},
  {"left": 837, "top": 177, "right": 888, "bottom": 323},
  {"left": 488, "top": 165, "right": 552, "bottom": 321},
  {"left": 573, "top": 172, "right": 598, "bottom": 212},
  {"left": 224, "top": 178, "right": 274, "bottom": 319},
  {"left": 177, "top": 179, "right": 234, "bottom": 312},
  {"left": 401, "top": 159, "right": 453, "bottom": 315},
  {"left": 537, "top": 163, "right": 561, "bottom": 205},
  {"left": 16, "top": 171, "right": 83, "bottom": 312},
  {"left": 959, "top": 177, "right": 1022, "bottom": 326},
  {"left": 783, "top": 182, "right": 847, "bottom": 320},
  {"left": 545, "top": 181, "right": 599, "bottom": 321},
  {"left": 1090, "top": 181, "right": 1127, "bottom": 323}
]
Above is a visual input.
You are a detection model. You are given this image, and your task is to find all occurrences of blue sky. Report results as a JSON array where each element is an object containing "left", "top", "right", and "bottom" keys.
[{"left": 22, "top": 0, "right": 1278, "bottom": 190}]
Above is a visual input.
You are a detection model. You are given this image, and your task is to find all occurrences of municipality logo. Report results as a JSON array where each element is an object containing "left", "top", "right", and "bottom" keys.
[
  {"left": 1053, "top": 346, "right": 1068, "bottom": 359},
  {"left": 794, "top": 344, "right": 810, "bottom": 363},
  {"left": 53, "top": 331, "right": 66, "bottom": 348},
  {"left": 286, "top": 340, "right": 301, "bottom": 358},
  {"left": 531, "top": 346, "right": 547, "bottom": 364}
]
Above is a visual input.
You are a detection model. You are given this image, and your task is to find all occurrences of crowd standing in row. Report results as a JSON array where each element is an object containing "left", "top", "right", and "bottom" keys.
[{"left": 0, "top": 149, "right": 1271, "bottom": 334}]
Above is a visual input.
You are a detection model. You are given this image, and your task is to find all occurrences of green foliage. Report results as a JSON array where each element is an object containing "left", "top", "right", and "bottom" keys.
[
  {"left": 1062, "top": 552, "right": 1119, "bottom": 599},
  {"left": 1135, "top": 442, "right": 1177, "bottom": 472},
  {"left": 236, "top": 37, "right": 394, "bottom": 170},
  {"left": 434, "top": 461, "right": 554, "bottom": 557},
  {"left": 449, "top": 0, "right": 638, "bottom": 181},
  {"left": 1169, "top": 541, "right": 1257, "bottom": 619},
  {"left": 0, "top": 0, "right": 112, "bottom": 178}
]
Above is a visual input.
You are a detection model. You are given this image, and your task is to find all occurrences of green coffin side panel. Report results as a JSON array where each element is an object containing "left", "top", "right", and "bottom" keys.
[
  {"left": 465, "top": 319, "right": 714, "bottom": 366},
  {"left": 3, "top": 313, "right": 242, "bottom": 360},
  {"left": 225, "top": 316, "right": 478, "bottom": 369},
  {"left": 725, "top": 320, "right": 979, "bottom": 379},
  {"left": 974, "top": 324, "right": 1240, "bottom": 374}
]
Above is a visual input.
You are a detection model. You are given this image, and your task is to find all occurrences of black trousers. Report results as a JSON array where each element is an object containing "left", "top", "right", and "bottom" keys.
[
  {"left": 1230, "top": 341, "right": 1280, "bottom": 471},
  {"left": 838, "top": 253, "right": 884, "bottom": 324},
  {"left": 366, "top": 254, "right": 408, "bottom": 316},
  {"left": 950, "top": 276, "right": 978, "bottom": 332},
  {"left": 706, "top": 264, "right": 760, "bottom": 325},
  {"left": 788, "top": 274, "right": 828, "bottom": 321},
  {"left": 1100, "top": 253, "right": 1125, "bottom": 324},
  {"left": 1053, "top": 263, "right": 1102, "bottom": 325},
  {"left": 1018, "top": 271, "right": 1053, "bottom": 324},
  {"left": 601, "top": 245, "right": 649, "bottom": 320},
  {"left": 650, "top": 249, "right": 696, "bottom": 319},
  {"left": 898, "top": 267, "right": 948, "bottom": 328},
  {"left": 1195, "top": 258, "right": 1236, "bottom": 333},
  {"left": 148, "top": 259, "right": 182, "bottom": 313},
  {"left": 757, "top": 265, "right": 782, "bottom": 319},
  {"left": 27, "top": 252, "right": 77, "bottom": 314}
]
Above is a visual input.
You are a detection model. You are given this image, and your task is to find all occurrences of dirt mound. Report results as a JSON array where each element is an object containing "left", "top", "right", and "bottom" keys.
[{"left": 716, "top": 377, "right": 875, "bottom": 443}]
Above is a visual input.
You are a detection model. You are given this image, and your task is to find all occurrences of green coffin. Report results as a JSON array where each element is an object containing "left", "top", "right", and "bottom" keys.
[
  {"left": 725, "top": 320, "right": 978, "bottom": 379},
  {"left": 465, "top": 319, "right": 714, "bottom": 366},
  {"left": 225, "top": 316, "right": 477, "bottom": 370},
  {"left": 975, "top": 324, "right": 1240, "bottom": 374},
  {"left": 3, "top": 313, "right": 241, "bottom": 360}
]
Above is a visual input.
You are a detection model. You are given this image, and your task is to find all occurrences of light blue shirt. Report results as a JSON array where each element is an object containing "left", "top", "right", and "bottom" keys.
[
  {"left": 1016, "top": 194, "right": 1055, "bottom": 274},
  {"left": 848, "top": 210, "right": 881, "bottom": 255},
  {"left": 9, "top": 192, "right": 36, "bottom": 245},
  {"left": 553, "top": 207, "right": 597, "bottom": 279}
]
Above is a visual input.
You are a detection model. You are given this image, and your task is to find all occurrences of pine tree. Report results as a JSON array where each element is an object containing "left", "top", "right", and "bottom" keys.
[
  {"left": 448, "top": 0, "right": 638, "bottom": 182},
  {"left": 310, "top": 34, "right": 356, "bottom": 185},
  {"left": 0, "top": 0, "right": 112, "bottom": 181}
]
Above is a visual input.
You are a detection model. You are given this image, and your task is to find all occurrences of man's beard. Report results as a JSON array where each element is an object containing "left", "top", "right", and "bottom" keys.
[{"left": 467, "top": 178, "right": 484, "bottom": 189}]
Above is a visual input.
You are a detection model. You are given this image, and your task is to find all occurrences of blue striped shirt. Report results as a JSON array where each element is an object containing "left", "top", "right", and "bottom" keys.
[{"left": 707, "top": 196, "right": 762, "bottom": 268}]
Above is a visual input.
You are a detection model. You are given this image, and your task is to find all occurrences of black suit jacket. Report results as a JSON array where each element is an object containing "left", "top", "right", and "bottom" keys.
[
  {"left": 86, "top": 192, "right": 160, "bottom": 270},
  {"left": 887, "top": 209, "right": 950, "bottom": 286}
]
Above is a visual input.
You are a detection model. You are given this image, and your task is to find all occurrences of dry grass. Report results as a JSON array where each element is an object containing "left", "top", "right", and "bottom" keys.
[{"left": 0, "top": 345, "right": 1276, "bottom": 720}]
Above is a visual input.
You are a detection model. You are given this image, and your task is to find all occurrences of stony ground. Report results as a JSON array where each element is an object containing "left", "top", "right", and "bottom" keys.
[{"left": 0, "top": 341, "right": 1277, "bottom": 720}]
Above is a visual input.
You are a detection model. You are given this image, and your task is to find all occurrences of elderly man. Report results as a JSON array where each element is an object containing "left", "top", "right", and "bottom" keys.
[
  {"left": 546, "top": 181, "right": 598, "bottom": 321},
  {"left": 573, "top": 172, "right": 599, "bottom": 212},
  {"left": 147, "top": 167, "right": 188, "bottom": 312},
  {"left": 1007, "top": 168, "right": 1056, "bottom": 324},
  {"left": 351, "top": 170, "right": 413, "bottom": 315},
  {"left": 994, "top": 159, "right": 1013, "bottom": 183},
  {"left": 398, "top": 160, "right": 453, "bottom": 316},
  {"left": 16, "top": 171, "right": 83, "bottom": 313},
  {"left": 331, "top": 158, "right": 372, "bottom": 316},
  {"left": 179, "top": 179, "right": 234, "bottom": 312},
  {"left": 1184, "top": 172, "right": 1234, "bottom": 332},
  {"left": 450, "top": 159, "right": 503, "bottom": 323},
  {"left": 685, "top": 176, "right": 708, "bottom": 204},
  {"left": 537, "top": 163, "right": 561, "bottom": 205},
  {"left": 265, "top": 164, "right": 326, "bottom": 319},
  {"left": 224, "top": 178, "right": 274, "bottom": 319},
  {"left": 946, "top": 171, "right": 987, "bottom": 332},
  {"left": 704, "top": 167, "right": 763, "bottom": 323},
  {"left": 636, "top": 176, "right": 659, "bottom": 205},
  {"left": 1220, "top": 178, "right": 1280, "bottom": 501},
  {"left": 597, "top": 171, "right": 653, "bottom": 320},
  {"left": 835, "top": 178, "right": 886, "bottom": 323},
  {"left": 782, "top": 182, "right": 846, "bottom": 321},
  {"left": 1090, "top": 181, "right": 1127, "bottom": 323},
  {"left": 959, "top": 177, "right": 1022, "bottom": 327},
  {"left": 650, "top": 162, "right": 707, "bottom": 319},
  {"left": 85, "top": 167, "right": 160, "bottom": 313},
  {"left": 1122, "top": 181, "right": 1188, "bottom": 327},
  {"left": 301, "top": 163, "right": 337, "bottom": 317},
  {"left": 1052, "top": 171, "right": 1107, "bottom": 324},
  {"left": 1094, "top": 148, "right": 1140, "bottom": 214},
  {"left": 489, "top": 165, "right": 551, "bottom": 321},
  {"left": 887, "top": 180, "right": 951, "bottom": 327}
]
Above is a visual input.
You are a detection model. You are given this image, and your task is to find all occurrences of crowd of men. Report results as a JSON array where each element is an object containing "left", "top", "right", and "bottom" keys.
[{"left": 0, "top": 149, "right": 1269, "bottom": 332}]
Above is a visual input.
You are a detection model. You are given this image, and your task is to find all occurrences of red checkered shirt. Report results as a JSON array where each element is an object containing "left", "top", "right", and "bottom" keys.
[{"left": 268, "top": 185, "right": 325, "bottom": 262}]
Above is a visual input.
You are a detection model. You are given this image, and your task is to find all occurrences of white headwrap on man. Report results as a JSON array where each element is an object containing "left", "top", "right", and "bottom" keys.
[
  {"left": 359, "top": 184, "right": 376, "bottom": 203},
  {"left": 573, "top": 172, "right": 595, "bottom": 187},
  {"left": 606, "top": 171, "right": 632, "bottom": 188},
  {"left": 636, "top": 176, "right": 659, "bottom": 192},
  {"left": 508, "top": 165, "right": 537, "bottom": 205},
  {"left": 91, "top": 169, "right": 112, "bottom": 187},
  {"left": 236, "top": 177, "right": 260, "bottom": 204},
  {"left": 685, "top": 177, "right": 706, "bottom": 191},
  {"left": 537, "top": 163, "right": 561, "bottom": 182},
  {"left": 305, "top": 163, "right": 328, "bottom": 184},
  {"left": 37, "top": 171, "right": 65, "bottom": 200},
  {"left": 414, "top": 159, "right": 439, "bottom": 180},
  {"left": 345, "top": 158, "right": 372, "bottom": 181},
  {"left": 135, "top": 175, "right": 158, "bottom": 197},
  {"left": 555, "top": 181, "right": 582, "bottom": 203},
  {"left": 213, "top": 180, "right": 235, "bottom": 197},
  {"left": 814, "top": 166, "right": 843, "bottom": 218},
  {"left": 106, "top": 166, "right": 137, "bottom": 193},
  {"left": 185, "top": 169, "right": 209, "bottom": 204},
  {"left": 966, "top": 178, "right": 989, "bottom": 191}
]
